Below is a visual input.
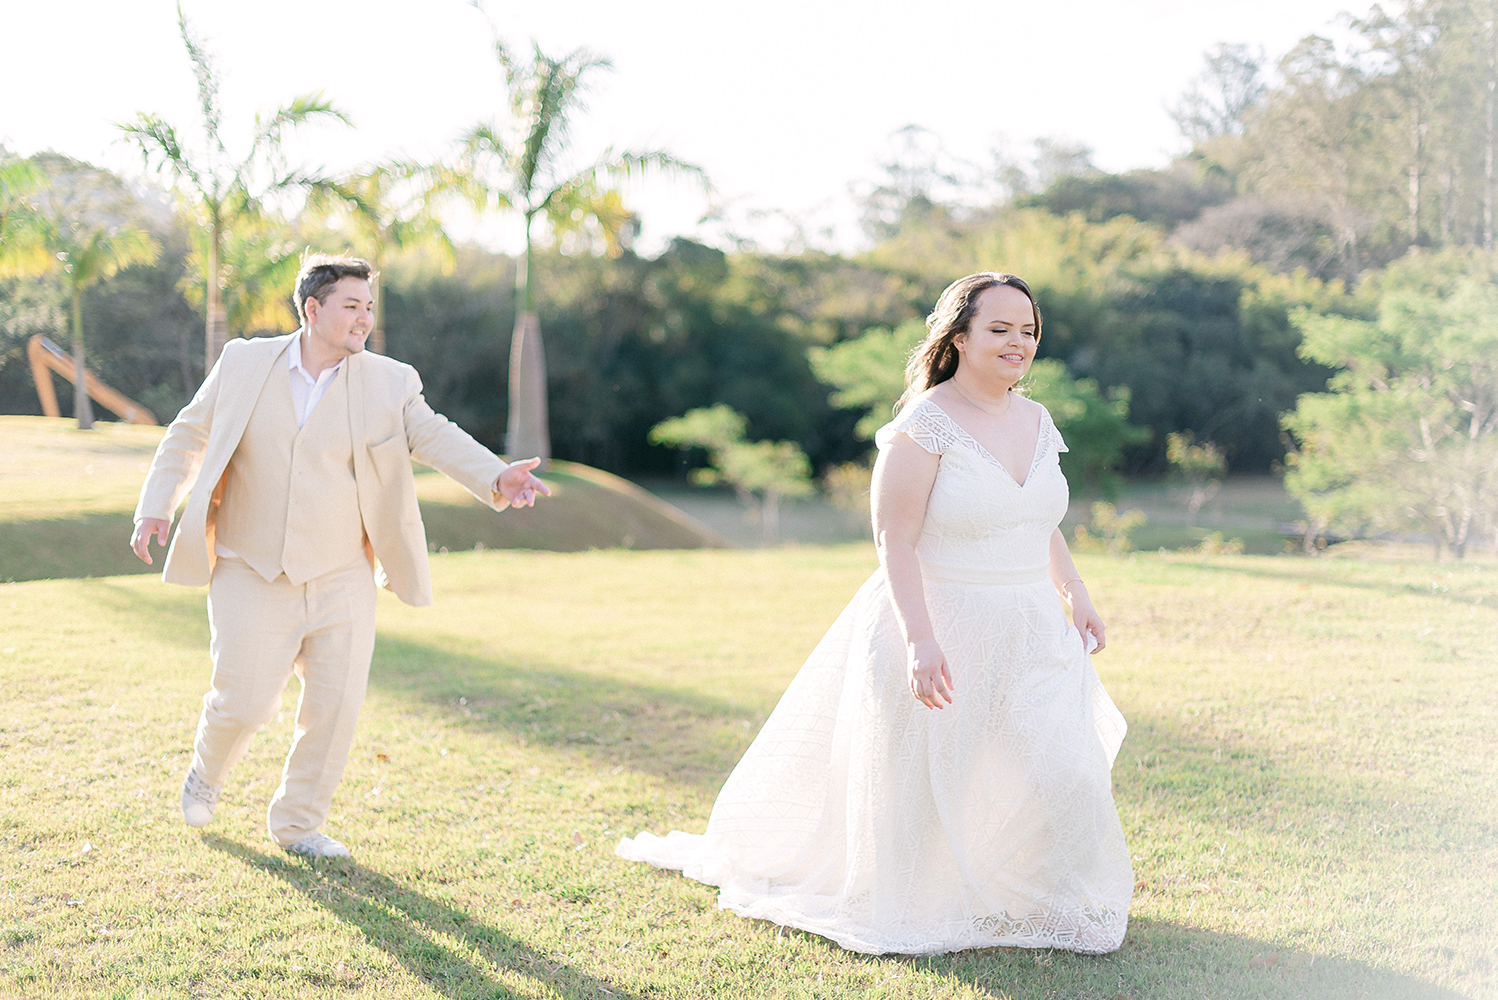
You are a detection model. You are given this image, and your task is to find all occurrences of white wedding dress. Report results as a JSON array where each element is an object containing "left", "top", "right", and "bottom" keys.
[{"left": 616, "top": 398, "right": 1133, "bottom": 955}]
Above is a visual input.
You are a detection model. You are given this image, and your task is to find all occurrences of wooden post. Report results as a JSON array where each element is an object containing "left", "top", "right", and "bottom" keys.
[{"left": 26, "top": 335, "right": 60, "bottom": 418}]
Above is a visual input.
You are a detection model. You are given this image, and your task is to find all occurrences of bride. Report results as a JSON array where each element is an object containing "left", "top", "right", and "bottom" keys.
[{"left": 617, "top": 272, "right": 1134, "bottom": 955}]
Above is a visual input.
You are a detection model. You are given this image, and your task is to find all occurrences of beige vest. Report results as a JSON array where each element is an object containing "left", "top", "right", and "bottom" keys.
[{"left": 214, "top": 358, "right": 367, "bottom": 585}]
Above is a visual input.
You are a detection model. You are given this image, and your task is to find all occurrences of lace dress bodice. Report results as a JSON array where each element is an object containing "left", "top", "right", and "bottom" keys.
[{"left": 875, "top": 397, "right": 1070, "bottom": 585}]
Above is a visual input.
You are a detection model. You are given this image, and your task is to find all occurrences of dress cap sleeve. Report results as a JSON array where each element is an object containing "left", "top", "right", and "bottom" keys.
[
  {"left": 875, "top": 399, "right": 960, "bottom": 455},
  {"left": 1037, "top": 404, "right": 1069, "bottom": 455}
]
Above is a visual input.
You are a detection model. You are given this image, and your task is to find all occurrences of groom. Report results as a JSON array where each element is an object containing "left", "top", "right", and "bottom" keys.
[{"left": 130, "top": 253, "right": 549, "bottom": 858}]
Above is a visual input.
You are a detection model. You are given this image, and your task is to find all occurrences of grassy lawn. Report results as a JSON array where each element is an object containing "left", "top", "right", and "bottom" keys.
[{"left": 1, "top": 545, "right": 1493, "bottom": 998}]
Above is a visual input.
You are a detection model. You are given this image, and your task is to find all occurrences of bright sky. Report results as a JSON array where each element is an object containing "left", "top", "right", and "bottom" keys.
[{"left": 2, "top": 0, "right": 1366, "bottom": 254}]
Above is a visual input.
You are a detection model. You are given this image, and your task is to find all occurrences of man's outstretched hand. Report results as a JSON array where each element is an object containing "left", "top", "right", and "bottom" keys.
[
  {"left": 495, "top": 457, "right": 552, "bottom": 509},
  {"left": 131, "top": 517, "right": 172, "bottom": 565}
]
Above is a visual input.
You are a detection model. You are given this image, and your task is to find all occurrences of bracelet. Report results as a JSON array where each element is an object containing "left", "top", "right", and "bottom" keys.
[{"left": 1061, "top": 578, "right": 1084, "bottom": 594}]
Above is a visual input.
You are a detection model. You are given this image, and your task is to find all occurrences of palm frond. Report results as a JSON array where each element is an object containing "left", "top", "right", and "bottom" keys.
[
  {"left": 176, "top": 2, "right": 225, "bottom": 160},
  {"left": 115, "top": 114, "right": 206, "bottom": 193},
  {"left": 514, "top": 47, "right": 613, "bottom": 200},
  {"left": 246, "top": 92, "right": 349, "bottom": 164},
  {"left": 467, "top": 0, "right": 521, "bottom": 86},
  {"left": 451, "top": 126, "right": 519, "bottom": 210},
  {"left": 540, "top": 148, "right": 708, "bottom": 209}
]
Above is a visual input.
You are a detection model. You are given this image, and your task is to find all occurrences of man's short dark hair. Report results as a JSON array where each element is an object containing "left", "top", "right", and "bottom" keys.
[{"left": 293, "top": 252, "right": 375, "bottom": 325}]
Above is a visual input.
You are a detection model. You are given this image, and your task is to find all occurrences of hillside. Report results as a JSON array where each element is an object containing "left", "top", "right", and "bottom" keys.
[{"left": 0, "top": 416, "right": 727, "bottom": 582}]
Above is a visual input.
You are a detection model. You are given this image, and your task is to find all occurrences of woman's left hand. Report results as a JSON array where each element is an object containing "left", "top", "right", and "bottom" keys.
[{"left": 1071, "top": 595, "right": 1106, "bottom": 654}]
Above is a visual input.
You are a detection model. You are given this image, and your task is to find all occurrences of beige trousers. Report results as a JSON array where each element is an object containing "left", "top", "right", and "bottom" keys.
[{"left": 197, "top": 555, "right": 377, "bottom": 846}]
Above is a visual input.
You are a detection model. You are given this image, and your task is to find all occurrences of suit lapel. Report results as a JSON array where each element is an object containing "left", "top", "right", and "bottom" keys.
[
  {"left": 212, "top": 333, "right": 295, "bottom": 465},
  {"left": 347, "top": 350, "right": 369, "bottom": 482}
]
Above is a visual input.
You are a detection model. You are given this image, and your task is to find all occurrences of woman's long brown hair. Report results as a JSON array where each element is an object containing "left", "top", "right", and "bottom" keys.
[{"left": 893, "top": 272, "right": 1043, "bottom": 414}]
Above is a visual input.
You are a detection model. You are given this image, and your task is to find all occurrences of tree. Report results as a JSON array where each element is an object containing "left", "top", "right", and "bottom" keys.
[
  {"left": 1025, "top": 359, "right": 1150, "bottom": 495},
  {"left": 650, "top": 404, "right": 814, "bottom": 544},
  {"left": 118, "top": 3, "right": 346, "bottom": 376},
  {"left": 1170, "top": 43, "right": 1269, "bottom": 144},
  {"left": 0, "top": 156, "right": 47, "bottom": 278},
  {"left": 808, "top": 318, "right": 925, "bottom": 440},
  {"left": 858, "top": 125, "right": 975, "bottom": 240},
  {"left": 1166, "top": 430, "right": 1228, "bottom": 524},
  {"left": 20, "top": 155, "right": 161, "bottom": 429},
  {"left": 37, "top": 215, "right": 159, "bottom": 428},
  {"left": 450, "top": 7, "right": 702, "bottom": 462},
  {"left": 1238, "top": 36, "right": 1381, "bottom": 280},
  {"left": 1284, "top": 253, "right": 1498, "bottom": 557},
  {"left": 178, "top": 214, "right": 301, "bottom": 341},
  {"left": 1354, "top": 1, "right": 1453, "bottom": 244},
  {"left": 1071, "top": 501, "right": 1148, "bottom": 555}
]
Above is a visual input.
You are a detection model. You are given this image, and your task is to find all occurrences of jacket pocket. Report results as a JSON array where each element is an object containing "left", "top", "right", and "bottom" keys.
[{"left": 368, "top": 433, "right": 410, "bottom": 486}]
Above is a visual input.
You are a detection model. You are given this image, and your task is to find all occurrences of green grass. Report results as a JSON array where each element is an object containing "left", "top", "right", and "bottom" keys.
[
  {"left": 2, "top": 546, "right": 1494, "bottom": 998},
  {"left": 0, "top": 417, "right": 722, "bottom": 582}
]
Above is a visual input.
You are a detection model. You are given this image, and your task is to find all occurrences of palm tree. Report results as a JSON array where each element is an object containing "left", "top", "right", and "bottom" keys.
[
  {"left": 451, "top": 10, "right": 704, "bottom": 461},
  {"left": 179, "top": 213, "right": 302, "bottom": 340},
  {"left": 309, "top": 162, "right": 455, "bottom": 355},
  {"left": 39, "top": 217, "right": 159, "bottom": 428},
  {"left": 117, "top": 3, "right": 347, "bottom": 376}
]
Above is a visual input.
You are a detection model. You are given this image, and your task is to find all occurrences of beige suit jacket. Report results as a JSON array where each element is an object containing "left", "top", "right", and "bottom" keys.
[{"left": 134, "top": 332, "right": 510, "bottom": 607}]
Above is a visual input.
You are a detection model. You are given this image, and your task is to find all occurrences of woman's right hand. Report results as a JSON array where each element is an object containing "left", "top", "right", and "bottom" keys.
[{"left": 907, "top": 638, "right": 954, "bottom": 709}]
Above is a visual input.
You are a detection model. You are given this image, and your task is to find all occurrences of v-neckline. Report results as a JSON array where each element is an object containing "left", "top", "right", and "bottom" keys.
[{"left": 920, "top": 397, "right": 1045, "bottom": 488}]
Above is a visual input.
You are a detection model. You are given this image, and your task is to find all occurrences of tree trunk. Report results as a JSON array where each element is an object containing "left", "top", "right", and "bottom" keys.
[
  {"left": 1408, "top": 109, "right": 1423, "bottom": 243},
  {"left": 506, "top": 222, "right": 550, "bottom": 462},
  {"left": 205, "top": 221, "right": 229, "bottom": 374},
  {"left": 1488, "top": 1, "right": 1497, "bottom": 249},
  {"left": 507, "top": 311, "right": 550, "bottom": 462},
  {"left": 71, "top": 287, "right": 94, "bottom": 430},
  {"left": 1439, "top": 166, "right": 1456, "bottom": 241},
  {"left": 762, "top": 490, "right": 781, "bottom": 544}
]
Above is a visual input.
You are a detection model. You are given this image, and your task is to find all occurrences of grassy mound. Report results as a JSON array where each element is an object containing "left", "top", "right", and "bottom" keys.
[
  {"left": 0, "top": 416, "right": 726, "bottom": 582},
  {"left": 0, "top": 547, "right": 1492, "bottom": 997}
]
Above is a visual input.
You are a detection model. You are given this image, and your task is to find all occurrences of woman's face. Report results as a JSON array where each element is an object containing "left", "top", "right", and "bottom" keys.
[{"left": 954, "top": 284, "right": 1038, "bottom": 387}]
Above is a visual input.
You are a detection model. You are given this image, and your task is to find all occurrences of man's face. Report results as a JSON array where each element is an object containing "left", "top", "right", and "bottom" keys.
[{"left": 305, "top": 276, "right": 374, "bottom": 357}]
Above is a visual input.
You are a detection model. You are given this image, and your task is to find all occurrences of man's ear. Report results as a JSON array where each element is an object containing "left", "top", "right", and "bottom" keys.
[{"left": 302, "top": 295, "right": 317, "bottom": 326}]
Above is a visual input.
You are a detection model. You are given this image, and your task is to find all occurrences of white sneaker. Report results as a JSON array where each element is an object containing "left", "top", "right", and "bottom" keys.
[
  {"left": 180, "top": 770, "right": 221, "bottom": 828},
  {"left": 284, "top": 833, "right": 352, "bottom": 859}
]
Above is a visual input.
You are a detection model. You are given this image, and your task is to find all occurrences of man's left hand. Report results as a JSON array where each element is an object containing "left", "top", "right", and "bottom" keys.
[{"left": 495, "top": 457, "right": 552, "bottom": 509}]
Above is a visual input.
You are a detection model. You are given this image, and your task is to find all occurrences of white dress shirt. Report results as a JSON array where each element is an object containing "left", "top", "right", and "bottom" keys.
[
  {"left": 288, "top": 332, "right": 344, "bottom": 429},
  {"left": 214, "top": 335, "right": 345, "bottom": 559}
]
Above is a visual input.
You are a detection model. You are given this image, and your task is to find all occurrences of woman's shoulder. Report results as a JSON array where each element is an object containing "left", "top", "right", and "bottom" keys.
[
  {"left": 1014, "top": 393, "right": 1068, "bottom": 453},
  {"left": 1010, "top": 391, "right": 1047, "bottom": 420}
]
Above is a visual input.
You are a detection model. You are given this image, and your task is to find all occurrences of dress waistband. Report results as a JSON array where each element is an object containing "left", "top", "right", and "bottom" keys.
[{"left": 919, "top": 560, "right": 1050, "bottom": 586}]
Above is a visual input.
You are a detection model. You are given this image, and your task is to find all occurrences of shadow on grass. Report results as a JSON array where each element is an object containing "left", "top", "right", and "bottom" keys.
[
  {"left": 0, "top": 511, "right": 155, "bottom": 582},
  {"left": 204, "top": 835, "right": 640, "bottom": 1000},
  {"left": 881, "top": 915, "right": 1467, "bottom": 1000},
  {"left": 370, "top": 634, "right": 758, "bottom": 792},
  {"left": 63, "top": 584, "right": 754, "bottom": 791},
  {"left": 77, "top": 575, "right": 209, "bottom": 650},
  {"left": 1177, "top": 557, "right": 1497, "bottom": 610}
]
